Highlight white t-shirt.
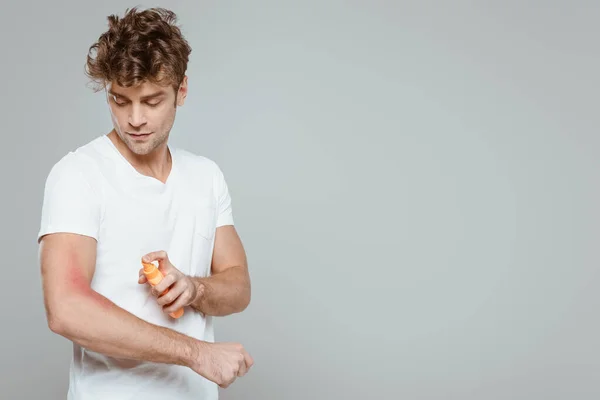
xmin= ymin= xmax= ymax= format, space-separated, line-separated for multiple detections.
xmin=38 ymin=134 xmax=234 ymax=400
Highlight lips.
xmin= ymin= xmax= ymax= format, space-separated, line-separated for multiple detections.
xmin=127 ymin=132 xmax=152 ymax=138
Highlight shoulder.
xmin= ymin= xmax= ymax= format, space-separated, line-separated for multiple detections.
xmin=44 ymin=136 xmax=105 ymax=192
xmin=174 ymin=147 xmax=225 ymax=179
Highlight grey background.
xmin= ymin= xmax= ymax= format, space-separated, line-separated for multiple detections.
xmin=1 ymin=0 xmax=599 ymax=399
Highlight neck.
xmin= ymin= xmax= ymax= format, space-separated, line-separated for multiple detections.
xmin=107 ymin=129 xmax=172 ymax=183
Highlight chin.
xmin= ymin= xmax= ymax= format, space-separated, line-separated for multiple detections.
xmin=131 ymin=144 xmax=156 ymax=156
xmin=122 ymin=139 xmax=154 ymax=156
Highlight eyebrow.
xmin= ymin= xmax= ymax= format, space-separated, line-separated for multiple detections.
xmin=108 ymin=90 xmax=167 ymax=100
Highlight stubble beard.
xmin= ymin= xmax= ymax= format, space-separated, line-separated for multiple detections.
xmin=118 ymin=129 xmax=169 ymax=156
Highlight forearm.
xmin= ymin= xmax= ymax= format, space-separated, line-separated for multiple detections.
xmin=47 ymin=288 xmax=204 ymax=366
xmin=190 ymin=266 xmax=251 ymax=316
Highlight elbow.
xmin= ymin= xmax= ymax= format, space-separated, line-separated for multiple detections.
xmin=45 ymin=297 xmax=77 ymax=337
xmin=227 ymin=286 xmax=251 ymax=315
xmin=46 ymin=308 xmax=69 ymax=336
xmin=239 ymin=287 xmax=251 ymax=312
xmin=48 ymin=317 xmax=65 ymax=336
xmin=240 ymin=270 xmax=251 ymax=311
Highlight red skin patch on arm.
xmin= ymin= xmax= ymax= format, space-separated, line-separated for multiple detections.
xmin=66 ymin=256 xmax=113 ymax=310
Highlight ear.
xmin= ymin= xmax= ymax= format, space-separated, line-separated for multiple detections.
xmin=176 ymin=76 xmax=188 ymax=106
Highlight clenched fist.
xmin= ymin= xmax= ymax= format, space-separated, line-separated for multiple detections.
xmin=191 ymin=341 xmax=254 ymax=388
xmin=139 ymin=250 xmax=202 ymax=316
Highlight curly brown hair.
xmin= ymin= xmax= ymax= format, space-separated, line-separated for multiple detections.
xmin=85 ymin=7 xmax=192 ymax=92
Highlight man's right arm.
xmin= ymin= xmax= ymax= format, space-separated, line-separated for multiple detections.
xmin=40 ymin=232 xmax=252 ymax=388
xmin=40 ymin=231 xmax=202 ymax=364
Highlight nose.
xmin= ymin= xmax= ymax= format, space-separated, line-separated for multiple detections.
xmin=128 ymin=104 xmax=147 ymax=128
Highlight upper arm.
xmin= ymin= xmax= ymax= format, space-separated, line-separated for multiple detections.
xmin=39 ymin=233 xmax=97 ymax=320
xmin=37 ymin=154 xmax=102 ymax=325
xmin=210 ymin=162 xmax=247 ymax=276
xmin=211 ymin=225 xmax=248 ymax=275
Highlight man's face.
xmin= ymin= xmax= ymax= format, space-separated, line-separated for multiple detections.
xmin=106 ymin=77 xmax=187 ymax=156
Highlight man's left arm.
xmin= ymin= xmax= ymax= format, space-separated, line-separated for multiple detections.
xmin=140 ymin=226 xmax=250 ymax=317
xmin=142 ymin=164 xmax=250 ymax=317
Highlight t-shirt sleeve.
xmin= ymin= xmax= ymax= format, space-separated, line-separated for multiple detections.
xmin=37 ymin=154 xmax=102 ymax=243
xmin=214 ymin=163 xmax=234 ymax=227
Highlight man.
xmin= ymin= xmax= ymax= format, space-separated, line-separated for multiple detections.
xmin=37 ymin=7 xmax=253 ymax=399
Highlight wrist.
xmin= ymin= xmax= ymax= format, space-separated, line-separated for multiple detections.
xmin=191 ymin=278 xmax=206 ymax=309
xmin=180 ymin=337 xmax=209 ymax=369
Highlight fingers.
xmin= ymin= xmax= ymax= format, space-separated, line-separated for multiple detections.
xmin=163 ymin=300 xmax=185 ymax=316
xmin=157 ymin=279 xmax=183 ymax=306
xmin=138 ymin=268 xmax=148 ymax=284
xmin=162 ymin=283 xmax=191 ymax=314
xmin=237 ymin=357 xmax=247 ymax=377
xmin=222 ymin=370 xmax=239 ymax=388
xmin=237 ymin=348 xmax=253 ymax=377
xmin=205 ymin=343 xmax=253 ymax=389
xmin=142 ymin=250 xmax=169 ymax=264
xmin=142 ymin=251 xmax=172 ymax=277
xmin=142 ymin=250 xmax=184 ymax=279
xmin=233 ymin=345 xmax=252 ymax=379
xmin=243 ymin=349 xmax=254 ymax=371
xmin=139 ymin=252 xmax=189 ymax=317
xmin=153 ymin=273 xmax=177 ymax=296
xmin=219 ymin=380 xmax=234 ymax=389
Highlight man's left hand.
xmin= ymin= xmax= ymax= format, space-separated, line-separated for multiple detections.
xmin=139 ymin=251 xmax=202 ymax=315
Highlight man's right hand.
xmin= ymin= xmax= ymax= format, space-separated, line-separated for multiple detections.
xmin=190 ymin=342 xmax=254 ymax=388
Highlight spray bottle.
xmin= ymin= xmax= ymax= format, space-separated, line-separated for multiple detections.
xmin=142 ymin=261 xmax=184 ymax=319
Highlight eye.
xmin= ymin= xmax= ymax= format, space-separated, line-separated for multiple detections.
xmin=112 ymin=95 xmax=128 ymax=106
xmin=146 ymin=100 xmax=162 ymax=107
